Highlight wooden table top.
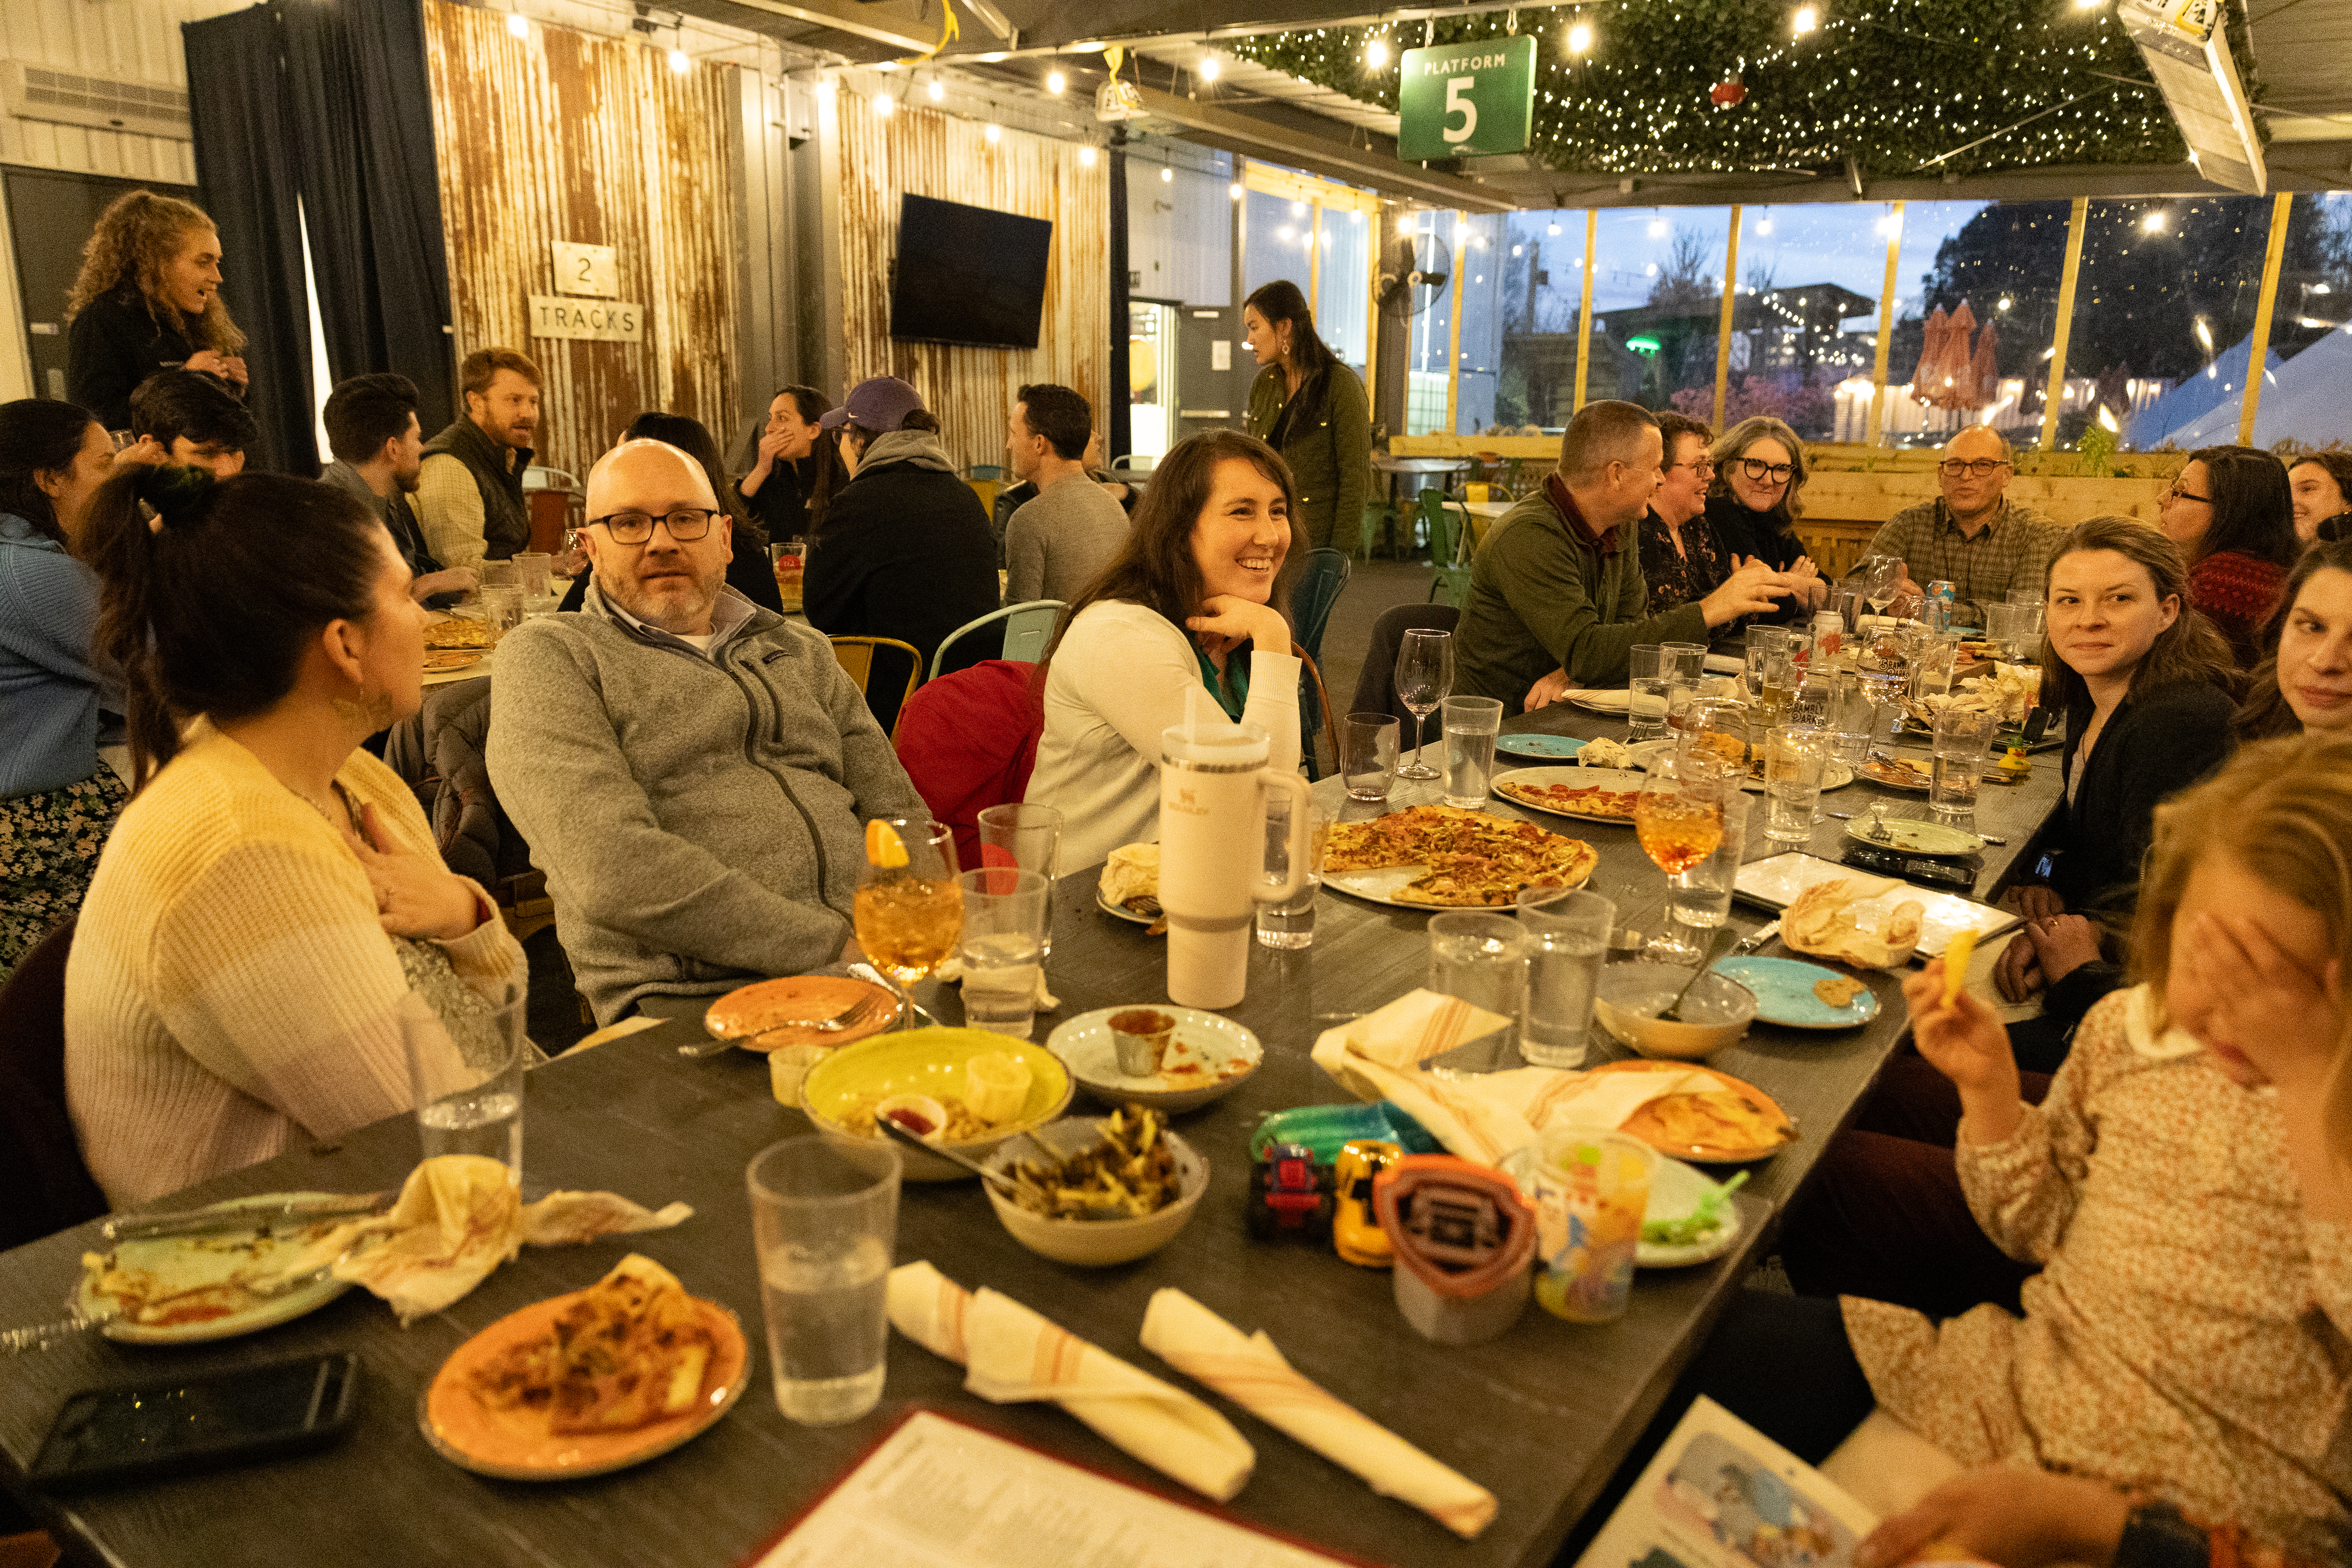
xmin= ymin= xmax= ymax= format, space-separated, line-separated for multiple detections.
xmin=0 ymin=709 xmax=2060 ymax=1568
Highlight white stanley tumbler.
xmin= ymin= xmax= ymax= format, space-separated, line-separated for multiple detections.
xmin=1158 ymin=718 xmax=1312 ymax=1009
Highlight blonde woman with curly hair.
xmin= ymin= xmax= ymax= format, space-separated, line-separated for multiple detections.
xmin=65 ymin=191 xmax=248 ymax=432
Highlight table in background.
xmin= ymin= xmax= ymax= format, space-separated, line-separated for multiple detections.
xmin=0 ymin=711 xmax=2058 ymax=1568
xmin=1369 ymin=454 xmax=1473 ymax=557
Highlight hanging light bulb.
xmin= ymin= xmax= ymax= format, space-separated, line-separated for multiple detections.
xmin=2194 ymin=317 xmax=2214 ymax=351
xmin=1045 ymin=69 xmax=1066 ymax=94
xmin=1755 ymin=216 xmax=1773 ymax=234
xmin=1229 ymin=181 xmax=1244 ymax=199
xmin=1647 ymin=216 xmax=1666 ymax=238
xmin=1566 ymin=20 xmax=1593 ymax=54
xmin=1792 ymin=5 xmax=1819 ymax=36
xmin=1365 ymin=38 xmax=1390 ymax=70
xmin=1078 ymin=145 xmax=1096 ymax=166
xmin=506 ymin=10 xmax=530 ymax=36
xmin=2141 ymin=209 xmax=2169 ymax=233
xmin=874 ymin=92 xmax=895 ymax=116
xmin=1291 ymin=200 xmax=1306 ymax=217
xmin=1547 ymin=221 xmax=1561 ymax=236
xmin=668 ymin=47 xmax=690 ymax=73
xmin=928 ymin=77 xmax=944 ymax=101
xmin=1199 ymin=54 xmax=1220 ymax=81
xmin=984 ymin=121 xmax=1001 ymax=142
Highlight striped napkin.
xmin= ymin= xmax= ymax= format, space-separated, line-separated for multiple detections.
xmin=887 ymin=1263 xmax=1255 ymax=1501
xmin=1139 ymin=1287 xmax=1498 ymax=1539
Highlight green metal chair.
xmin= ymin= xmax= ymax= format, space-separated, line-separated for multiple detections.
xmin=1417 ymin=489 xmax=1476 ymax=608
xmin=1354 ymin=499 xmax=1394 ymax=562
xmin=929 ymin=599 xmax=1066 ymax=680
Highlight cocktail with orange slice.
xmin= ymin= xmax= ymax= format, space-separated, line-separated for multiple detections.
xmin=853 ymin=818 xmax=962 ymax=1030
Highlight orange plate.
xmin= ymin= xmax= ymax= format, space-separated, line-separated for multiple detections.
xmin=420 ymin=1294 xmax=749 ymax=1480
xmin=1587 ymin=1060 xmax=1796 ymax=1164
xmin=704 ymin=975 xmax=899 ymax=1052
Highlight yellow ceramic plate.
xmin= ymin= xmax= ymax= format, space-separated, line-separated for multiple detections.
xmin=800 ymin=1027 xmax=1073 ymax=1181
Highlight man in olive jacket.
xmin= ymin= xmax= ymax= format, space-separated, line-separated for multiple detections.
xmin=1455 ymin=401 xmax=1791 ymax=708
xmin=487 ymin=439 xmax=924 ymax=1024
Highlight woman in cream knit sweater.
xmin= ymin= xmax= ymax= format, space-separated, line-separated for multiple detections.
xmin=1025 ymin=430 xmax=1304 ymax=873
xmin=65 ymin=466 xmax=524 ymax=1207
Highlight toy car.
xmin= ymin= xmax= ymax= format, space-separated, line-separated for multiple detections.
xmin=1332 ymin=1140 xmax=1401 ymax=1267
xmin=1246 ymin=1142 xmax=1333 ymax=1240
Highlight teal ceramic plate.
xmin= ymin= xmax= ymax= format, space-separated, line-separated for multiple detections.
xmin=1714 ymin=956 xmax=1882 ymax=1030
xmin=1495 ymin=733 xmax=1588 ymax=759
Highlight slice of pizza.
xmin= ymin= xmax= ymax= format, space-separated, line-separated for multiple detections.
xmin=469 ymin=1254 xmax=717 ymax=1434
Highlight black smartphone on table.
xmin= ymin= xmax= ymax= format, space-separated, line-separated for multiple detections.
xmin=29 ymin=1351 xmax=361 ymax=1491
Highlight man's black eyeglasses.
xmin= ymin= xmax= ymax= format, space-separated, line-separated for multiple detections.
xmin=587 ymin=508 xmax=722 ymax=543
xmin=1937 ymin=459 xmax=2013 ymax=479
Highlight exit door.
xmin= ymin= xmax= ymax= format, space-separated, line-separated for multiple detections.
xmin=5 ymin=168 xmax=198 ymax=402
xmin=1175 ymin=305 xmax=1251 ymax=441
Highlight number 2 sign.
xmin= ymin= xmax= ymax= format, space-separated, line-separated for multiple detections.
xmin=551 ymin=241 xmax=619 ymax=299
xmin=1397 ymin=36 xmax=1535 ymax=163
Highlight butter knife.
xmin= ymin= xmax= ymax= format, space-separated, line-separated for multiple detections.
xmin=103 ymin=1193 xmax=392 ymax=1245
xmin=1729 ymin=920 xmax=1781 ymax=957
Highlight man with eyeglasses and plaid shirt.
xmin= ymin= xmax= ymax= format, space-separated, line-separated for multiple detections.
xmin=1869 ymin=427 xmax=2064 ymax=627
xmin=487 ymin=438 xmax=925 ymax=1025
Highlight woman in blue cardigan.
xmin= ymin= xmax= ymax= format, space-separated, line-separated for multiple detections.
xmin=1 ymin=399 xmax=130 ymax=973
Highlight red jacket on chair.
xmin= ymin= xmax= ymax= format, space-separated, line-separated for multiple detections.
xmin=891 ymin=660 xmax=1044 ymax=870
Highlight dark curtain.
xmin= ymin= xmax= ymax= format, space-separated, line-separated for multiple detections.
xmin=282 ymin=0 xmax=456 ymax=429
xmin=183 ymin=7 xmax=318 ymax=476
xmin=1106 ymin=134 xmax=1131 ymax=462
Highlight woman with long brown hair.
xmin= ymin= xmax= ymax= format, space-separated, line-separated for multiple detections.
xmin=2004 ymin=517 xmax=2239 ymax=926
xmin=64 ymin=191 xmax=248 ymax=434
xmin=1242 ymin=280 xmax=1370 ymax=552
xmin=64 ymin=465 xmax=521 ymax=1206
xmin=1026 ymin=429 xmax=1306 ymax=870
xmin=1702 ymin=414 xmax=1828 ymax=614
xmin=2157 ymin=444 xmax=2298 ymax=666
xmin=2234 ymin=537 xmax=2352 ymax=743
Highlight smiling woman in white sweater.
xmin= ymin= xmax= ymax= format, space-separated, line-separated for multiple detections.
xmin=1026 ymin=430 xmax=1306 ymax=872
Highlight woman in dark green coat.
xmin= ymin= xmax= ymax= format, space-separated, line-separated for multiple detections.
xmin=1242 ymin=281 xmax=1371 ymax=552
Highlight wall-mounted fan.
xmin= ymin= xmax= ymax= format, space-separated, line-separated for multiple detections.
xmin=1376 ymin=231 xmax=1449 ymax=319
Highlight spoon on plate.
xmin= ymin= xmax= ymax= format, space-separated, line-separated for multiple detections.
xmin=1659 ymin=926 xmax=1737 ymax=1023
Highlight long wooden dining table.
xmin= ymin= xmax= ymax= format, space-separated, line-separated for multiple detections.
xmin=0 ymin=703 xmax=2063 ymax=1568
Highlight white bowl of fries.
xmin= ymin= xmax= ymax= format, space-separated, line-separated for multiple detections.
xmin=981 ymin=1110 xmax=1208 ymax=1267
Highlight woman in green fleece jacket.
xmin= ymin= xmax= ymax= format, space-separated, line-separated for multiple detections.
xmin=1243 ymin=281 xmax=1370 ymax=552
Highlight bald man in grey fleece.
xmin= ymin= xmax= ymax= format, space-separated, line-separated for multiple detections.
xmin=486 ymin=439 xmax=924 ymax=1023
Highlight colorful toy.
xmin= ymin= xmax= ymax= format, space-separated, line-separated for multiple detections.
xmin=1331 ymin=1140 xmax=1401 ymax=1268
xmin=1246 ymin=1142 xmax=1333 ymax=1241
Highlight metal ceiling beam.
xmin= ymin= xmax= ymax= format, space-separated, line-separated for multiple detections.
xmin=937 ymin=0 xmax=1554 ymax=61
xmin=1131 ymin=80 xmax=1515 ymax=210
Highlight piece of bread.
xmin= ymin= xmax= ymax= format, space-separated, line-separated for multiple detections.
xmin=1099 ymin=843 xmax=1160 ymax=909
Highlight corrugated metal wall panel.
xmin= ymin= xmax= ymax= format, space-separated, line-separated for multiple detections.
xmin=425 ymin=0 xmax=739 ymax=483
xmin=836 ymin=92 xmax=1108 ymax=472
xmin=0 ymin=0 xmax=238 ymax=180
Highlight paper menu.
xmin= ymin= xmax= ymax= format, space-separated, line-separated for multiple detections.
xmin=751 ymin=1411 xmax=1362 ymax=1568
xmin=1574 ymin=1397 xmax=1878 ymax=1568
xmin=1733 ymin=852 xmax=2020 ymax=959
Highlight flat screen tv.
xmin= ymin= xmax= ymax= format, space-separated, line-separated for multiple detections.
xmin=889 ymin=193 xmax=1053 ymax=349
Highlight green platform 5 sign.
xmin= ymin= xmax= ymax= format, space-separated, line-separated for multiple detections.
xmin=1397 ymin=36 xmax=1536 ymax=162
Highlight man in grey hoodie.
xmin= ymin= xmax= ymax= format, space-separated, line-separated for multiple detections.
xmin=486 ymin=438 xmax=926 ymax=1024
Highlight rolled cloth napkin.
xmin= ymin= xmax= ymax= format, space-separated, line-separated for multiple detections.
xmin=1311 ymin=989 xmax=1721 ymax=1164
xmin=1139 ymin=1287 xmax=1497 ymax=1539
xmin=276 ymin=1156 xmax=693 ymax=1324
xmin=887 ymin=1262 xmax=1255 ymax=1501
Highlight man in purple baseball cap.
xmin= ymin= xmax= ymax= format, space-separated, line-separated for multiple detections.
xmin=816 ymin=375 xmax=926 ymax=438
xmin=803 ymin=376 xmax=1001 ymax=724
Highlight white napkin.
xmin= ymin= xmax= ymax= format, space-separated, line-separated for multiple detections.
xmin=1140 ymin=1288 xmax=1497 ymax=1539
xmin=1310 ymin=991 xmax=1721 ymax=1165
xmin=928 ymin=954 xmax=1060 ymax=1011
xmin=888 ymin=1263 xmax=1255 ymax=1501
xmin=303 ymin=1156 xmax=692 ymax=1325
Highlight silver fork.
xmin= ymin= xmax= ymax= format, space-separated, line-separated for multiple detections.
xmin=2 ymin=1262 xmax=340 ymax=1355
xmin=680 ymin=994 xmax=887 ymax=1058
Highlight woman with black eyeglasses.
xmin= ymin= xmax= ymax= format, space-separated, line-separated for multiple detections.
xmin=2157 ymin=444 xmax=2298 ymax=668
xmin=1702 ymin=416 xmax=1829 ymax=619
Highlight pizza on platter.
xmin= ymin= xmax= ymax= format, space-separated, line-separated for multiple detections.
xmin=1320 ymin=804 xmax=1597 ymax=906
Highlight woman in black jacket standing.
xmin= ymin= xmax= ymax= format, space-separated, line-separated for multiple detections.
xmin=803 ymin=378 xmax=998 ymax=726
xmin=65 ymin=192 xmax=248 ymax=434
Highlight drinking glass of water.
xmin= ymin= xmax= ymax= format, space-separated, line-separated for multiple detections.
xmin=1628 ymin=643 xmax=1669 ymax=741
xmin=402 ymin=980 xmax=527 ymax=1183
xmin=1440 ymin=695 xmax=1504 ymax=808
xmin=976 ymin=803 xmax=1061 ymax=958
xmin=1515 ymin=887 xmax=1615 ymax=1069
xmin=955 ymin=866 xmax=1050 ymax=1038
xmin=1394 ymin=628 xmax=1454 ymax=780
xmin=1931 ymin=708 xmax=1999 ymax=822
xmin=1256 ymin=797 xmax=1328 ymax=949
xmin=746 ymin=1137 xmax=900 ymax=1426
xmin=1428 ymin=913 xmax=1534 ymax=1062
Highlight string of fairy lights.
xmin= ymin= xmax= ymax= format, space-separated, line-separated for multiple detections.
xmin=1220 ymin=0 xmax=2192 ymax=178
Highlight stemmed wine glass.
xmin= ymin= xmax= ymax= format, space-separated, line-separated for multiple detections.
xmin=1861 ymin=554 xmax=1904 ymax=619
xmin=1633 ymin=753 xmax=1730 ymax=962
xmin=1394 ymin=628 xmax=1454 ymax=781
xmin=853 ymin=818 xmax=962 ymax=1030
